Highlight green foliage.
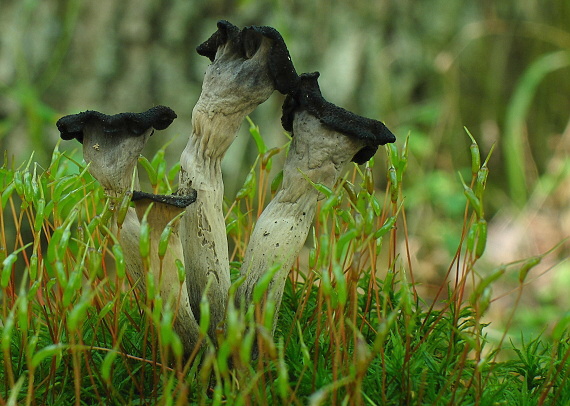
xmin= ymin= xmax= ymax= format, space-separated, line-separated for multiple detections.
xmin=0 ymin=130 xmax=569 ymax=405
xmin=503 ymin=51 xmax=570 ymax=207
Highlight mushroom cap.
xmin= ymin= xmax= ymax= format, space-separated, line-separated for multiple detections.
xmin=56 ymin=105 xmax=177 ymax=144
xmin=282 ymin=73 xmax=396 ymax=164
xmin=196 ymin=20 xmax=299 ymax=95
xmin=131 ymin=190 xmax=197 ymax=209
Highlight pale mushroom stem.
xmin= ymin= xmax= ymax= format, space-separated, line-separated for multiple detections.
xmin=178 ymin=20 xmax=296 ymax=339
xmin=237 ymin=111 xmax=367 ymax=329
xmin=178 ymin=112 xmax=237 ymax=340
xmin=131 ymin=192 xmax=200 ymax=355
xmin=178 ymin=101 xmax=269 ymax=340
xmin=81 ymin=125 xmax=150 ymax=196
xmin=81 ymin=125 xmax=150 ymax=286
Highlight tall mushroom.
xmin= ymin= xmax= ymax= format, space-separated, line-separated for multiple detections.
xmin=57 ymin=106 xmax=177 ymax=287
xmin=237 ymin=73 xmax=396 ymax=331
xmin=131 ymin=190 xmax=201 ymax=355
xmin=177 ymin=20 xmax=297 ymax=338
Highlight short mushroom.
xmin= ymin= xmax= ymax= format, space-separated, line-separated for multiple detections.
xmin=131 ymin=190 xmax=201 ymax=355
xmin=178 ymin=21 xmax=297 ymax=339
xmin=236 ymin=72 xmax=396 ymax=332
xmin=57 ymin=106 xmax=177 ymax=196
xmin=57 ymin=106 xmax=177 ymax=286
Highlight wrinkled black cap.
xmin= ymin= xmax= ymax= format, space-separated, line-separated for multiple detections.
xmin=282 ymin=73 xmax=396 ymax=164
xmin=131 ymin=190 xmax=197 ymax=209
xmin=196 ymin=20 xmax=299 ymax=95
xmin=57 ymin=105 xmax=177 ymax=144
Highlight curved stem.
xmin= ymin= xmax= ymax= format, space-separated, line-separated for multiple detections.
xmin=133 ymin=198 xmax=201 ymax=356
xmin=237 ymin=111 xmax=366 ymax=331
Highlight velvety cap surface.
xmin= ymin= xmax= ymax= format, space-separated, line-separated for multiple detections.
xmin=131 ymin=190 xmax=197 ymax=209
xmin=57 ymin=105 xmax=177 ymax=143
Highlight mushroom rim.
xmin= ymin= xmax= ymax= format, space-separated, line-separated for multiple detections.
xmin=56 ymin=105 xmax=177 ymax=144
xmin=131 ymin=190 xmax=197 ymax=209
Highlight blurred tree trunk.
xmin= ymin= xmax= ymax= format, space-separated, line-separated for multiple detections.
xmin=0 ymin=0 xmax=231 ymax=162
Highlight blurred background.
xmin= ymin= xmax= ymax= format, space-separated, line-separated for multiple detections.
xmin=1 ymin=0 xmax=569 ymax=338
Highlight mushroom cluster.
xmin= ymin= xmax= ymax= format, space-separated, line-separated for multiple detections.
xmin=56 ymin=20 xmax=395 ymax=359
